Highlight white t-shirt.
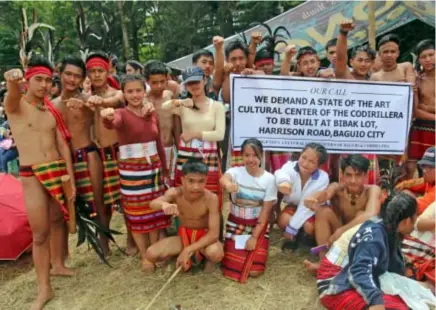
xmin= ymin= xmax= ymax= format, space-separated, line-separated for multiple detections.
xmin=225 ymin=166 xmax=277 ymax=219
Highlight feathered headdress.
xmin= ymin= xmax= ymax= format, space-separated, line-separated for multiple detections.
xmin=249 ymin=22 xmax=292 ymax=66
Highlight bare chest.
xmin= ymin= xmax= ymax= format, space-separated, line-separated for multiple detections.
xmin=419 ymin=78 xmax=435 ymax=105
xmin=175 ymin=196 xmax=208 ymax=219
xmin=335 ymin=191 xmax=368 ymax=221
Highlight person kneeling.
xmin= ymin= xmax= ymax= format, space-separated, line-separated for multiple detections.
xmin=143 ymin=159 xmax=223 ymax=273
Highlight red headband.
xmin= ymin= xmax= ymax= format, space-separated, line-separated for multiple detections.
xmin=24 ymin=66 xmax=53 ymax=81
xmin=255 ymin=58 xmax=274 ymax=67
xmin=86 ymin=57 xmax=110 ymax=71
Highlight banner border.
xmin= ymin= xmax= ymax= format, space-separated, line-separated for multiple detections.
xmin=230 ymin=74 xmax=413 ymax=154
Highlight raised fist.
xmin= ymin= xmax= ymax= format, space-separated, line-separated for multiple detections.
xmin=100 ymin=108 xmax=115 ymax=120
xmin=162 ymin=203 xmax=179 ymax=216
xmin=4 ymin=69 xmax=24 ymax=83
xmin=304 ymin=196 xmax=320 ymax=212
xmin=340 ymin=20 xmax=355 ymax=33
xmin=66 ymin=97 xmax=84 ymax=109
xmin=278 ymin=182 xmax=292 ymax=196
xmin=141 ymin=101 xmax=155 ymax=116
xmin=251 ymin=32 xmax=263 ymax=45
xmin=223 ymin=63 xmax=235 ymax=76
xmin=180 ymin=98 xmax=194 ymax=108
xmin=285 ymin=45 xmax=297 ymax=58
xmin=241 ymin=68 xmax=255 ymax=76
xmin=226 ymin=182 xmax=239 ymax=194
xmin=213 ymin=36 xmax=224 ymax=49
xmin=87 ymin=95 xmax=104 ymax=108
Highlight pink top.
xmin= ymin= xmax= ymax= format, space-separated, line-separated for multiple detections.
xmin=103 ymin=108 xmax=168 ymax=175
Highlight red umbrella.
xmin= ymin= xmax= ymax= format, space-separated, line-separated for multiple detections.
xmin=0 ymin=173 xmax=32 ymax=260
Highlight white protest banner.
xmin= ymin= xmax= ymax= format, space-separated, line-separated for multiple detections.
xmin=230 ymin=74 xmax=413 ymax=154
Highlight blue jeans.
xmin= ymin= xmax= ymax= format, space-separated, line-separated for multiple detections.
xmin=0 ymin=147 xmax=18 ymax=172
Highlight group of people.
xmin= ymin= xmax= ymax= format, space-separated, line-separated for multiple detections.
xmin=2 ymin=19 xmax=435 ymax=310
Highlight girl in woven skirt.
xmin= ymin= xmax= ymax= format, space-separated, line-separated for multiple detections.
xmin=318 ymin=192 xmax=417 ymax=310
xmin=220 ymin=138 xmax=277 ymax=283
xmin=101 ymin=74 xmax=170 ymax=270
xmin=162 ymin=66 xmax=225 ymax=209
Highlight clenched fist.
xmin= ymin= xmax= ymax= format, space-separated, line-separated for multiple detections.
xmin=278 ymin=182 xmax=292 ymax=196
xmin=340 ymin=20 xmax=355 ymax=34
xmin=285 ymin=45 xmax=297 ymax=59
xmin=86 ymin=95 xmax=104 ymax=108
xmin=141 ymin=101 xmax=155 ymax=116
xmin=4 ymin=69 xmax=24 ymax=84
xmin=226 ymin=182 xmax=239 ymax=194
xmin=223 ymin=63 xmax=235 ymax=76
xmin=162 ymin=203 xmax=179 ymax=216
xmin=304 ymin=196 xmax=320 ymax=212
xmin=180 ymin=98 xmax=194 ymax=108
xmin=100 ymin=108 xmax=115 ymax=121
xmin=213 ymin=36 xmax=224 ymax=49
xmin=251 ymin=32 xmax=263 ymax=45
xmin=66 ymin=97 xmax=84 ymax=109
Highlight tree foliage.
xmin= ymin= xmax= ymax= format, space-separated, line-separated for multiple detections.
xmin=0 ymin=1 xmax=300 ymax=71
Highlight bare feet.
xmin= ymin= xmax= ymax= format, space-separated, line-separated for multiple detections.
xmin=126 ymin=245 xmax=138 ymax=256
xmin=203 ymin=260 xmax=215 ymax=274
xmin=51 ymin=265 xmax=76 ymax=277
xmin=141 ymin=258 xmax=155 ymax=274
xmin=30 ymin=288 xmax=54 ymax=310
xmin=303 ymin=259 xmax=320 ymax=275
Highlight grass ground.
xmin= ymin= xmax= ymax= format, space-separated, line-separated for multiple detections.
xmin=0 ymin=204 xmax=324 ymax=310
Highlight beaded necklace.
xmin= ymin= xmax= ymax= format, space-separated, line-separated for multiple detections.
xmin=23 ymin=95 xmax=46 ymax=111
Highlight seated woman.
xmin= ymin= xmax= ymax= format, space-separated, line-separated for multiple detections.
xmin=318 ymin=192 xmax=417 ymax=310
xmin=275 ymin=143 xmax=329 ymax=242
xmin=220 ymin=138 xmax=277 ymax=283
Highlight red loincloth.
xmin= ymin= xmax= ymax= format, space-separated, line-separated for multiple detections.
xmin=178 ymin=226 xmax=208 ymax=271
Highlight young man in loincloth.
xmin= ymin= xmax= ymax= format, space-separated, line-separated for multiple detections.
xmin=145 ymin=61 xmax=178 ymax=186
xmin=85 ymin=51 xmax=123 ymax=256
xmin=143 ymin=160 xmax=223 ymax=273
xmin=53 ymin=56 xmax=104 ymax=220
xmin=304 ymin=154 xmax=382 ymax=273
xmin=408 ymin=40 xmax=435 ymax=177
xmin=52 ymin=56 xmax=105 ymax=260
xmin=4 ymin=56 xmax=76 ymax=310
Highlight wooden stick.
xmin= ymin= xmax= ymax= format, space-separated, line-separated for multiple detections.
xmin=61 ymin=175 xmax=76 ymax=234
xmin=142 ymin=266 xmax=183 ymax=310
xmin=256 ymin=292 xmax=268 ymax=310
xmin=368 ymin=1 xmax=376 ymax=49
